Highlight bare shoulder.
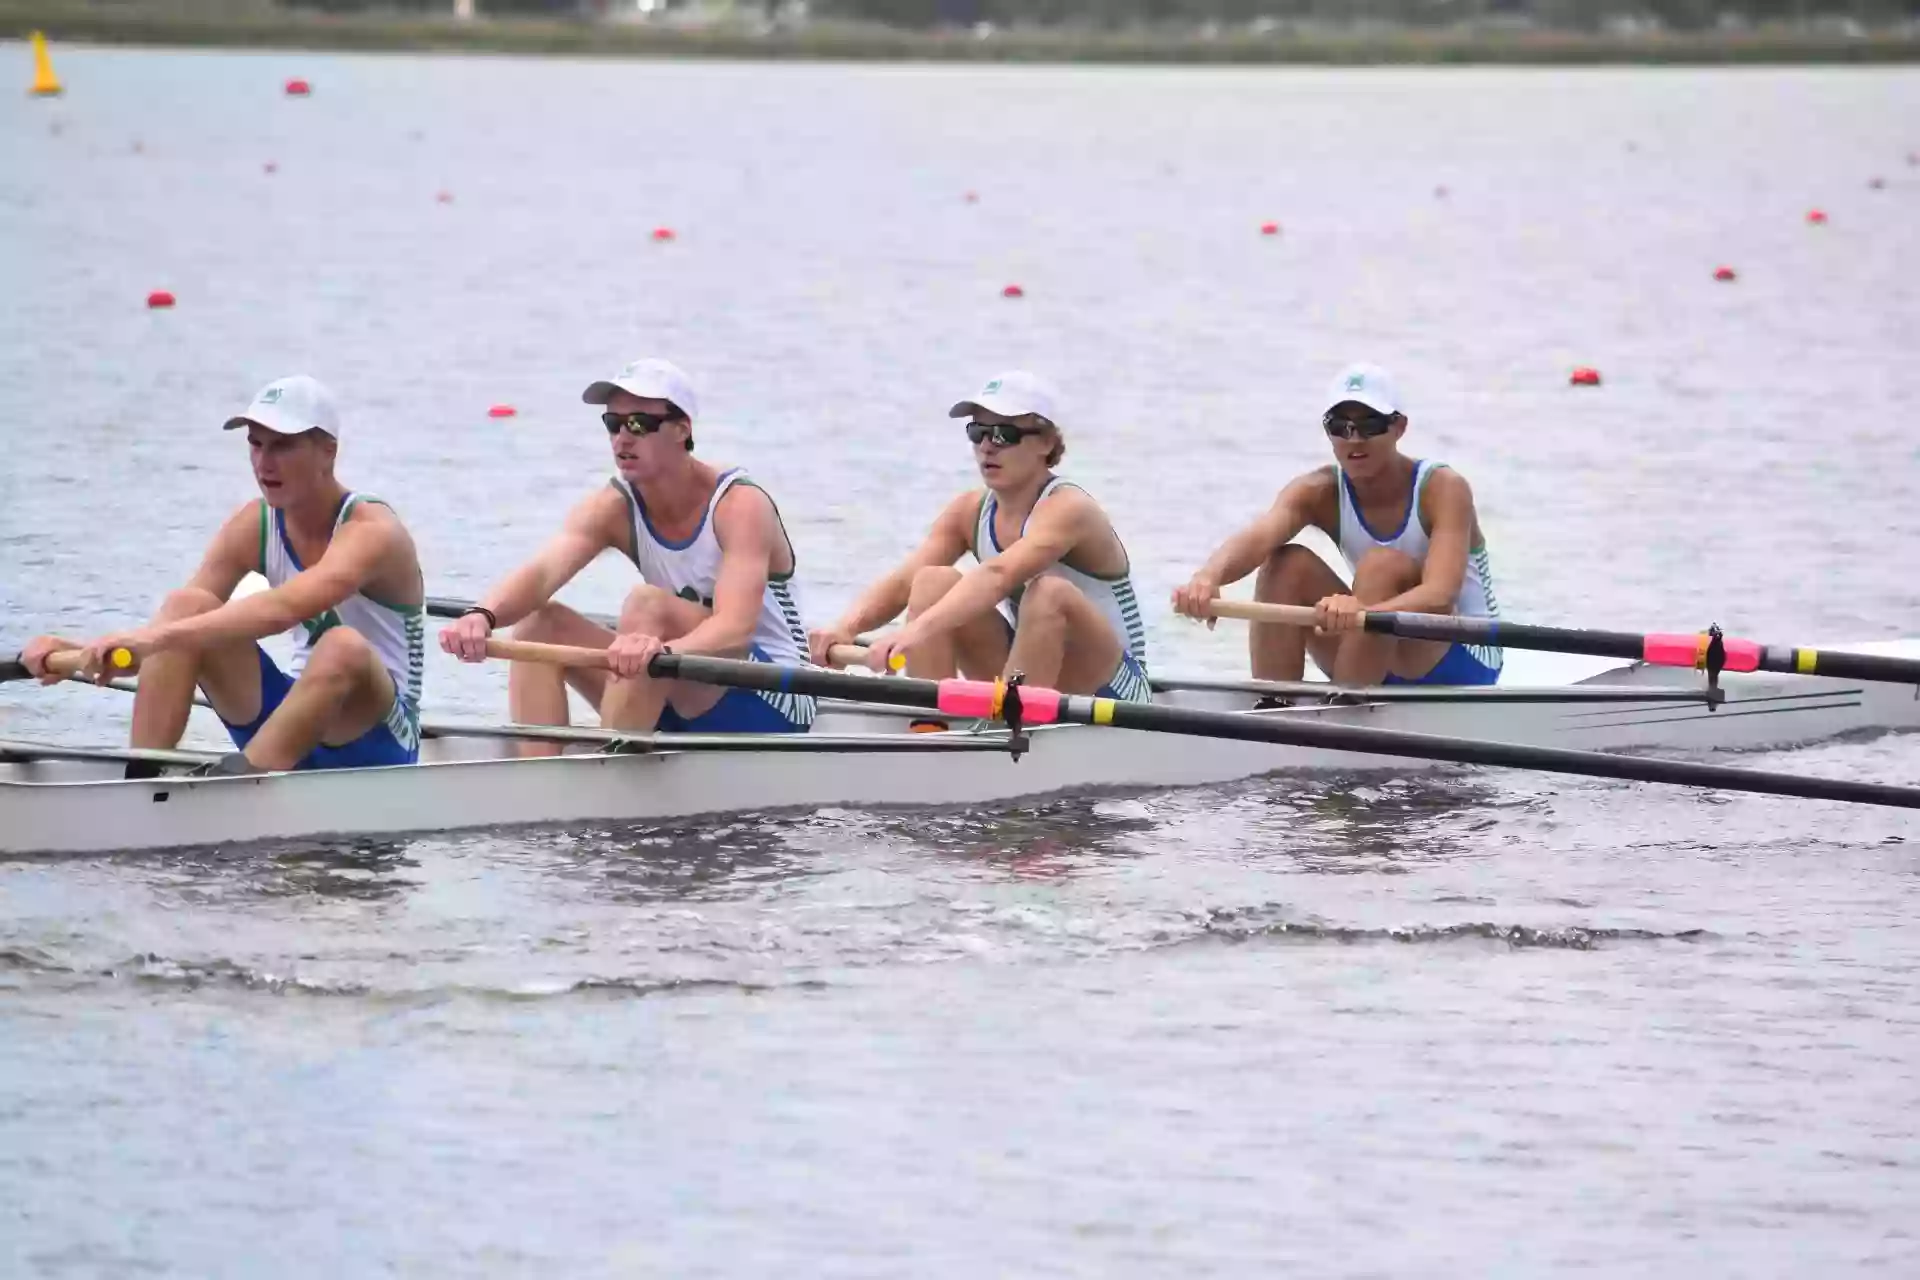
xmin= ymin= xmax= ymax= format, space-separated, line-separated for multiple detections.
xmin=712 ymin=478 xmax=779 ymax=536
xmin=569 ymin=482 xmax=633 ymax=539
xmin=1281 ymin=465 xmax=1341 ymax=529
xmin=1422 ymin=464 xmax=1477 ymax=510
xmin=205 ymin=498 xmax=268 ymax=564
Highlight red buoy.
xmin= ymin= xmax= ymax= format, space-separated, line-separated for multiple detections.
xmin=1259 ymin=221 xmax=1279 ymax=236
xmin=146 ymin=290 xmax=175 ymax=309
xmin=1434 ymin=184 xmax=1449 ymax=199
xmin=284 ymin=78 xmax=311 ymax=97
xmin=1714 ymin=266 xmax=1737 ymax=282
xmin=1868 ymin=177 xmax=1885 ymax=190
xmin=963 ymin=191 xmax=979 ymax=204
xmin=1806 ymin=209 xmax=1828 ymax=225
xmin=651 ymin=227 xmax=675 ymax=242
xmin=487 ymin=405 xmax=517 ymax=419
xmin=436 ymin=191 xmax=454 ymax=204
xmin=1001 ymin=284 xmax=1024 ymax=299
xmin=1569 ymin=367 xmax=1601 ymax=387
xmin=263 ymin=161 xmax=278 ymax=174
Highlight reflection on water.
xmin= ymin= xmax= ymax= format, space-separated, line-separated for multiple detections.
xmin=879 ymin=792 xmax=1164 ymax=880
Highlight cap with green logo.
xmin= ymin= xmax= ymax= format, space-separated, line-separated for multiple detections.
xmin=948 ymin=369 xmax=1061 ymax=426
xmin=222 ymin=374 xmax=342 ymax=438
xmin=1323 ymin=362 xmax=1401 ymax=416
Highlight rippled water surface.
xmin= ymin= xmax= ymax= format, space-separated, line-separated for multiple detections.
xmin=3 ymin=47 xmax=1920 ymax=1276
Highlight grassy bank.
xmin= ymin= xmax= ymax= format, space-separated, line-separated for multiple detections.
xmin=8 ymin=1 xmax=1920 ymax=65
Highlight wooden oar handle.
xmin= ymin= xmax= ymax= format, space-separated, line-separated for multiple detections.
xmin=484 ymin=637 xmax=613 ymax=668
xmin=35 ymin=647 xmax=135 ymax=678
xmin=1205 ymin=599 xmax=1328 ymax=627
xmin=826 ymin=643 xmax=869 ymax=667
xmin=483 ymin=636 xmax=879 ymax=672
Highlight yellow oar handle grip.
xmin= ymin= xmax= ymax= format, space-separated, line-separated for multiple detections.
xmin=110 ymin=647 xmax=134 ymax=669
xmin=888 ymin=653 xmax=906 ymax=673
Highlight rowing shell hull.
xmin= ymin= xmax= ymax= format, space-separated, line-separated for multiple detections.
xmin=4 ymin=650 xmax=1917 ymax=856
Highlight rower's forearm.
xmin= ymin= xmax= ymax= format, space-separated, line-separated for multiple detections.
xmin=1201 ymin=529 xmax=1272 ymax=587
xmin=668 ymin=616 xmax=753 ymax=658
xmin=837 ymin=571 xmax=913 ymax=635
xmin=162 ymin=591 xmax=305 ymax=650
xmin=478 ymin=561 xmax=562 ymax=630
xmin=1373 ymin=582 xmax=1459 ymax=615
xmin=906 ymin=565 xmax=1007 ymax=643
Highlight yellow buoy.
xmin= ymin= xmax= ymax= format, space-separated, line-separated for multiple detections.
xmin=29 ymin=30 xmax=63 ymax=98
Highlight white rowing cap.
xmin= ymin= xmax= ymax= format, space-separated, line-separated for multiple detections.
xmin=581 ymin=356 xmax=700 ymax=421
xmin=223 ymin=375 xmax=342 ymax=439
xmin=1325 ymin=362 xmax=1402 ymax=416
xmin=949 ymin=370 xmax=1062 ymax=426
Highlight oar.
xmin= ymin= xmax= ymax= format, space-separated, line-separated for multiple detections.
xmin=428 ymin=595 xmax=882 ymax=668
xmin=1206 ymin=600 xmax=1920 ymax=687
xmin=479 ymin=634 xmax=874 ymax=671
xmin=466 ymin=642 xmax=1920 ymax=810
xmin=0 ymin=646 xmax=134 ymax=685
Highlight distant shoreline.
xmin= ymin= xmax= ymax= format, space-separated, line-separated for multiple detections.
xmin=8 ymin=3 xmax=1920 ymax=66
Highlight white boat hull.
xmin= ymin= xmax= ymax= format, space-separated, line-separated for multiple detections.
xmin=4 ymin=648 xmax=1917 ymax=856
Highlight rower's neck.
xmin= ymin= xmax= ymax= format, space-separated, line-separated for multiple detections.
xmin=634 ymin=457 xmax=720 ymax=528
xmin=1344 ymin=455 xmax=1417 ymax=504
xmin=280 ymin=479 xmax=351 ymax=542
xmin=990 ymin=469 xmax=1054 ymax=522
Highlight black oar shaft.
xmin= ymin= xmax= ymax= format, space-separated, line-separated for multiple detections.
xmin=1366 ymin=614 xmax=1645 ymax=661
xmin=648 ymin=654 xmax=1920 ymax=812
xmin=1365 ymin=612 xmax=1920 ymax=686
xmin=1096 ymin=699 xmax=1920 ymax=810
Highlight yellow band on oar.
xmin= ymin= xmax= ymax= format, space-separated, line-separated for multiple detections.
xmin=888 ymin=653 xmax=905 ymax=673
xmin=1795 ymin=649 xmax=1818 ymax=674
xmin=1694 ymin=632 xmax=1712 ymax=669
xmin=1091 ymin=698 xmax=1116 ymax=725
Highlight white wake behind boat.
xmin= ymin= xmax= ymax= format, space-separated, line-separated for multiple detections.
xmin=5 ymin=641 xmax=1918 ymax=856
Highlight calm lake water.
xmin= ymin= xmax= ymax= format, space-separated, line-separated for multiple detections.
xmin=3 ymin=44 xmax=1919 ymax=1276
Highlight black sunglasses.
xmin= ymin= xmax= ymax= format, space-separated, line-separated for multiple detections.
xmin=603 ymin=410 xmax=679 ymax=437
xmin=1323 ymin=410 xmax=1396 ymax=440
xmin=965 ymin=421 xmax=1046 ymax=447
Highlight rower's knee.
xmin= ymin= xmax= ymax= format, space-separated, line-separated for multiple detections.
xmin=154 ymin=586 xmax=222 ymax=622
xmin=1017 ymin=573 xmax=1077 ymax=618
xmin=1350 ymin=548 xmax=1421 ymax=600
xmin=617 ymin=583 xmax=681 ymax=632
xmin=1255 ymin=544 xmax=1327 ymax=603
xmin=907 ymin=565 xmax=962 ymax=612
xmin=300 ymin=626 xmax=375 ymax=686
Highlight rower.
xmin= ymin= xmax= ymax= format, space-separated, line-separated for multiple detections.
xmin=806 ymin=370 xmax=1150 ymax=719
xmin=438 ymin=356 xmax=814 ymax=749
xmin=1171 ymin=362 xmax=1503 ymax=691
xmin=19 ymin=375 xmax=427 ymax=776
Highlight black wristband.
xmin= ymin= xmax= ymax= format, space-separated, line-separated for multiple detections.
xmin=461 ymin=606 xmax=498 ymax=632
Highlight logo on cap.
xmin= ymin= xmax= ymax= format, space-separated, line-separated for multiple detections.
xmin=984 ymin=379 xmax=1002 ymax=393
xmin=261 ymin=387 xmax=283 ymax=404
xmin=1345 ymin=373 xmax=1365 ymax=391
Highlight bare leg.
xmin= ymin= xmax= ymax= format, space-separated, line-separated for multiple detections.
xmin=1329 ymin=548 xmax=1453 ymax=686
xmin=1249 ymin=545 xmax=1345 ymax=682
xmin=597 ymin=585 xmax=734 ymax=734
xmin=1004 ymin=574 xmax=1125 ymax=694
xmin=507 ymin=603 xmax=616 ymax=757
xmin=129 ymin=588 xmax=266 ymax=750
xmin=243 ymin=627 xmax=396 ymax=771
xmin=902 ymin=566 xmax=1012 ymax=681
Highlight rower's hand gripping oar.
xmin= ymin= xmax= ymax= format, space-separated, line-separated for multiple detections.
xmin=0 ymin=645 xmax=135 ymax=685
xmin=1204 ymin=599 xmax=1920 ymax=690
xmin=473 ymin=640 xmax=1920 ymax=810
